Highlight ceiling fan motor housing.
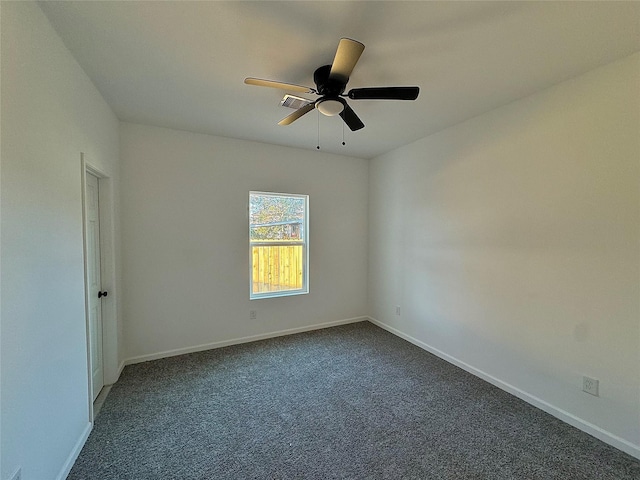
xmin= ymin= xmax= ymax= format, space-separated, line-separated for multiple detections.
xmin=314 ymin=65 xmax=346 ymax=97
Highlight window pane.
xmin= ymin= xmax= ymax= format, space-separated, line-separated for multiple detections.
xmin=251 ymin=245 xmax=304 ymax=295
xmin=250 ymin=194 xmax=305 ymax=241
xmin=250 ymin=192 xmax=308 ymax=299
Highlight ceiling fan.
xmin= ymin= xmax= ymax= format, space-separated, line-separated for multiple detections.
xmin=245 ymin=38 xmax=419 ymax=131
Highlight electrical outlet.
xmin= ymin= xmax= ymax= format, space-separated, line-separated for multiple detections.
xmin=395 ymin=305 xmax=401 ymax=316
xmin=9 ymin=467 xmax=22 ymax=480
xmin=582 ymin=376 xmax=599 ymax=396
xmin=249 ymin=310 xmax=257 ymax=320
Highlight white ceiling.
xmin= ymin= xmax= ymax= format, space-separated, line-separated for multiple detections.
xmin=39 ymin=1 xmax=640 ymax=159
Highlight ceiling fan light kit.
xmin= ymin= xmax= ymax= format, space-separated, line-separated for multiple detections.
xmin=245 ymin=37 xmax=420 ymax=132
xmin=316 ymin=98 xmax=344 ymax=116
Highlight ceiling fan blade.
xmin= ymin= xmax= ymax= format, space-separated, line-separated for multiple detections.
xmin=278 ymin=103 xmax=316 ymax=126
xmin=329 ymin=38 xmax=365 ymax=83
xmin=347 ymin=87 xmax=420 ymax=100
xmin=339 ymin=103 xmax=365 ymax=131
xmin=245 ymin=77 xmax=314 ymax=94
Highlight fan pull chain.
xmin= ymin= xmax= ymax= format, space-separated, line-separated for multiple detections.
xmin=342 ymin=121 xmax=346 ymax=146
xmin=316 ymin=110 xmax=320 ymax=150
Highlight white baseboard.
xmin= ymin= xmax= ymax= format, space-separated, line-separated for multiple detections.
xmin=125 ymin=316 xmax=368 ymax=366
xmin=367 ymin=316 xmax=640 ymax=460
xmin=56 ymin=422 xmax=92 ymax=480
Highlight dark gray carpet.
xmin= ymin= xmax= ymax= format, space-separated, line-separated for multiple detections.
xmin=69 ymin=322 xmax=640 ymax=479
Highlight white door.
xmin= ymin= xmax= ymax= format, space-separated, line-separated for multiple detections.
xmin=86 ymin=172 xmax=104 ymax=401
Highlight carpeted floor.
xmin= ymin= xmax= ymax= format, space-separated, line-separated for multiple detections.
xmin=69 ymin=321 xmax=640 ymax=479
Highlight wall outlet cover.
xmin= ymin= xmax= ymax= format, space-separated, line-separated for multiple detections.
xmin=582 ymin=376 xmax=599 ymax=396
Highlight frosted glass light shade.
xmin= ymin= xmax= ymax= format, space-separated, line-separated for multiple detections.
xmin=316 ymin=99 xmax=344 ymax=116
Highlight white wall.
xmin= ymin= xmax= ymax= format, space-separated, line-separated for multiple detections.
xmin=368 ymin=53 xmax=640 ymax=457
xmin=1 ymin=3 xmax=121 ymax=479
xmin=120 ymin=123 xmax=368 ymax=361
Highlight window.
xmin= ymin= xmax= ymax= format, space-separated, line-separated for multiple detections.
xmin=249 ymin=191 xmax=308 ymax=299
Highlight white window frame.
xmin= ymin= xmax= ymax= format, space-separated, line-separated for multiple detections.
xmin=249 ymin=191 xmax=309 ymax=300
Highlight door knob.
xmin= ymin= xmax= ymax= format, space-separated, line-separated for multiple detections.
xmin=98 ymin=291 xmax=108 ymax=298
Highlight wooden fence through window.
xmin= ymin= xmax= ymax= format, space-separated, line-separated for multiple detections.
xmin=251 ymin=245 xmax=303 ymax=293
